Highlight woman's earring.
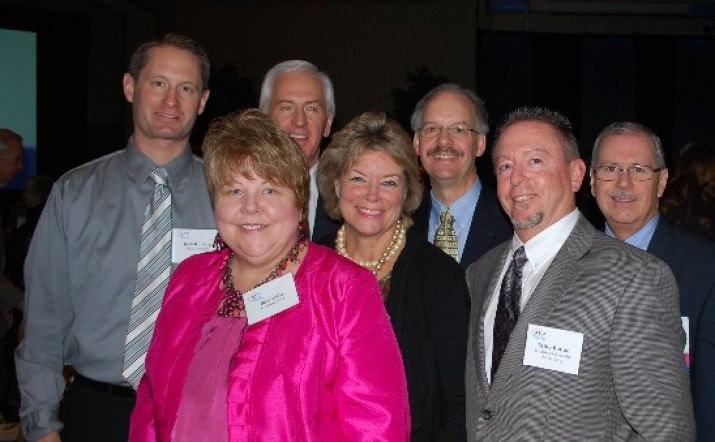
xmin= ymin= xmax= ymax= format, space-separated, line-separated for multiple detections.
xmin=298 ymin=221 xmax=308 ymax=240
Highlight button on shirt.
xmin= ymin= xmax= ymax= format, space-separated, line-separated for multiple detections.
xmin=16 ymin=139 xmax=216 ymax=440
xmin=483 ymin=209 xmax=579 ymax=383
xmin=428 ymin=178 xmax=482 ymax=262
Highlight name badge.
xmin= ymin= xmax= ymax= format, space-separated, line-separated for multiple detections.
xmin=244 ymin=273 xmax=300 ymax=325
xmin=682 ymin=316 xmax=690 ymax=370
xmin=171 ymin=228 xmax=218 ymax=264
xmin=523 ymin=324 xmax=583 ymax=375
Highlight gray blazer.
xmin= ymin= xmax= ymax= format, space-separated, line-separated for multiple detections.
xmin=465 ymin=215 xmax=695 ymax=441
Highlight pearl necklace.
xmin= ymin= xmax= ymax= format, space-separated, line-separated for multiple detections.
xmin=335 ymin=217 xmax=406 ymax=275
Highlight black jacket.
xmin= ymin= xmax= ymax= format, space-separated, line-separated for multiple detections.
xmin=320 ymin=227 xmax=469 ymax=441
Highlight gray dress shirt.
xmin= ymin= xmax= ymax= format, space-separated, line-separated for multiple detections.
xmin=15 ymin=139 xmax=215 ymax=440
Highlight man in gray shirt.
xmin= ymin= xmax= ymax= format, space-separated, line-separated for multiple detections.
xmin=590 ymin=121 xmax=715 ymax=441
xmin=16 ymin=34 xmax=215 ymax=442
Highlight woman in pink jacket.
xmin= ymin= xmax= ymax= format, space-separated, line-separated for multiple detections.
xmin=129 ymin=109 xmax=410 ymax=441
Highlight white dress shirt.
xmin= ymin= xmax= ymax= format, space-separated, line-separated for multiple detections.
xmin=483 ymin=209 xmax=579 ymax=383
xmin=308 ymin=163 xmax=319 ymax=236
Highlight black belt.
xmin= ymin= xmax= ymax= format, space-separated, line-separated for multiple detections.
xmin=73 ymin=373 xmax=136 ymax=398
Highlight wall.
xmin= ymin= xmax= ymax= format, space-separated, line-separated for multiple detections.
xmin=172 ymin=0 xmax=478 ymax=126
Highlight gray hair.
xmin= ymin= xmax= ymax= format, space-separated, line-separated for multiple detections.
xmin=410 ymin=83 xmax=489 ymax=134
xmin=259 ymin=60 xmax=335 ymax=117
xmin=592 ymin=121 xmax=666 ymax=169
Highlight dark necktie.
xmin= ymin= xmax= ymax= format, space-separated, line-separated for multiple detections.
xmin=123 ymin=168 xmax=172 ymax=388
xmin=492 ymin=246 xmax=528 ymax=380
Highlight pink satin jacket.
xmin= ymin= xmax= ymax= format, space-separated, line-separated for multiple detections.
xmin=129 ymin=243 xmax=410 ymax=441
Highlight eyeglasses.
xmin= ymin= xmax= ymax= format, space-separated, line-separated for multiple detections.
xmin=593 ymin=164 xmax=664 ymax=181
xmin=418 ymin=124 xmax=478 ymax=139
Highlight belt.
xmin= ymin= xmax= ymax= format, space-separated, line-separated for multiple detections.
xmin=73 ymin=373 xmax=136 ymax=398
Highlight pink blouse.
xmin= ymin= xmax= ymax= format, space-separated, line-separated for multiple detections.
xmin=129 ymin=243 xmax=410 ymax=441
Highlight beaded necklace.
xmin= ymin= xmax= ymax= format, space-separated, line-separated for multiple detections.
xmin=217 ymin=234 xmax=307 ymax=318
xmin=335 ymin=217 xmax=406 ymax=275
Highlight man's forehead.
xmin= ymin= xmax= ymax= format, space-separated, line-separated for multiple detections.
xmin=424 ymin=92 xmax=474 ymax=116
xmin=141 ymin=47 xmax=202 ymax=80
xmin=275 ymin=97 xmax=323 ymax=105
xmin=497 ymin=120 xmax=561 ymax=144
xmin=599 ymin=133 xmax=655 ymax=159
xmin=602 ymin=133 xmax=651 ymax=149
xmin=274 ymin=71 xmax=323 ymax=93
xmin=498 ymin=121 xmax=559 ymax=146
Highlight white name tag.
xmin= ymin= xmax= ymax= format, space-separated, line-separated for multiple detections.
xmin=244 ymin=273 xmax=300 ymax=325
xmin=523 ymin=324 xmax=583 ymax=375
xmin=171 ymin=228 xmax=218 ymax=264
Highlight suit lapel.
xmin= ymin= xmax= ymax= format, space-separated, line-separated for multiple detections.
xmin=490 ymin=215 xmax=594 ymax=391
xmin=412 ymin=191 xmax=431 ymax=241
xmin=647 ymin=219 xmax=669 ymax=257
xmin=312 ymin=195 xmax=339 ymax=241
xmin=646 ymin=219 xmax=683 ymax=275
xmin=462 ymin=186 xmax=501 ymax=268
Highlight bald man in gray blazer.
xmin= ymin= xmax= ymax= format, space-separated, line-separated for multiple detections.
xmin=465 ymin=107 xmax=694 ymax=441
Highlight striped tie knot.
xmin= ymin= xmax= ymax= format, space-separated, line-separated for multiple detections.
xmin=151 ymin=167 xmax=168 ymax=185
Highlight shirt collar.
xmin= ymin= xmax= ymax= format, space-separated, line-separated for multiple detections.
xmin=605 ymin=214 xmax=659 ymax=251
xmin=125 ymin=137 xmax=195 ymax=189
xmin=512 ymin=209 xmax=580 ymax=272
xmin=309 ymin=163 xmax=319 ymax=190
xmin=430 ymin=178 xmax=482 ymax=228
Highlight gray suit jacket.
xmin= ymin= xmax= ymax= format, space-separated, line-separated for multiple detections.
xmin=465 ymin=215 xmax=695 ymax=441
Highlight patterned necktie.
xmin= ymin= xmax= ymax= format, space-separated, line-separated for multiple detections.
xmin=492 ymin=246 xmax=528 ymax=380
xmin=434 ymin=207 xmax=458 ymax=261
xmin=123 ymin=168 xmax=172 ymax=388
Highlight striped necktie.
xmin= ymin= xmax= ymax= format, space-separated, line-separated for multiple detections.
xmin=434 ymin=207 xmax=459 ymax=261
xmin=123 ymin=167 xmax=172 ymax=389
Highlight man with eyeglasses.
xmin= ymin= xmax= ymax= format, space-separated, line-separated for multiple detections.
xmin=411 ymin=84 xmax=511 ymax=268
xmin=591 ymin=121 xmax=715 ymax=441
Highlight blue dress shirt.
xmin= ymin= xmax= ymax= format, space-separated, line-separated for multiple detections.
xmin=428 ymin=179 xmax=482 ymax=262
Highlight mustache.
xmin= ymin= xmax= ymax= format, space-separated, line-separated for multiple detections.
xmin=608 ymin=191 xmax=638 ymax=200
xmin=426 ymin=145 xmax=461 ymax=157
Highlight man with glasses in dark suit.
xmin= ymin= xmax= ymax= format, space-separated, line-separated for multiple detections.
xmin=591 ymin=121 xmax=715 ymax=441
xmin=411 ymin=84 xmax=510 ymax=269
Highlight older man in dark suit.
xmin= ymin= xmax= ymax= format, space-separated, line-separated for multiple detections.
xmin=411 ymin=84 xmax=511 ymax=269
xmin=591 ymin=121 xmax=715 ymax=441
xmin=465 ymin=107 xmax=694 ymax=440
